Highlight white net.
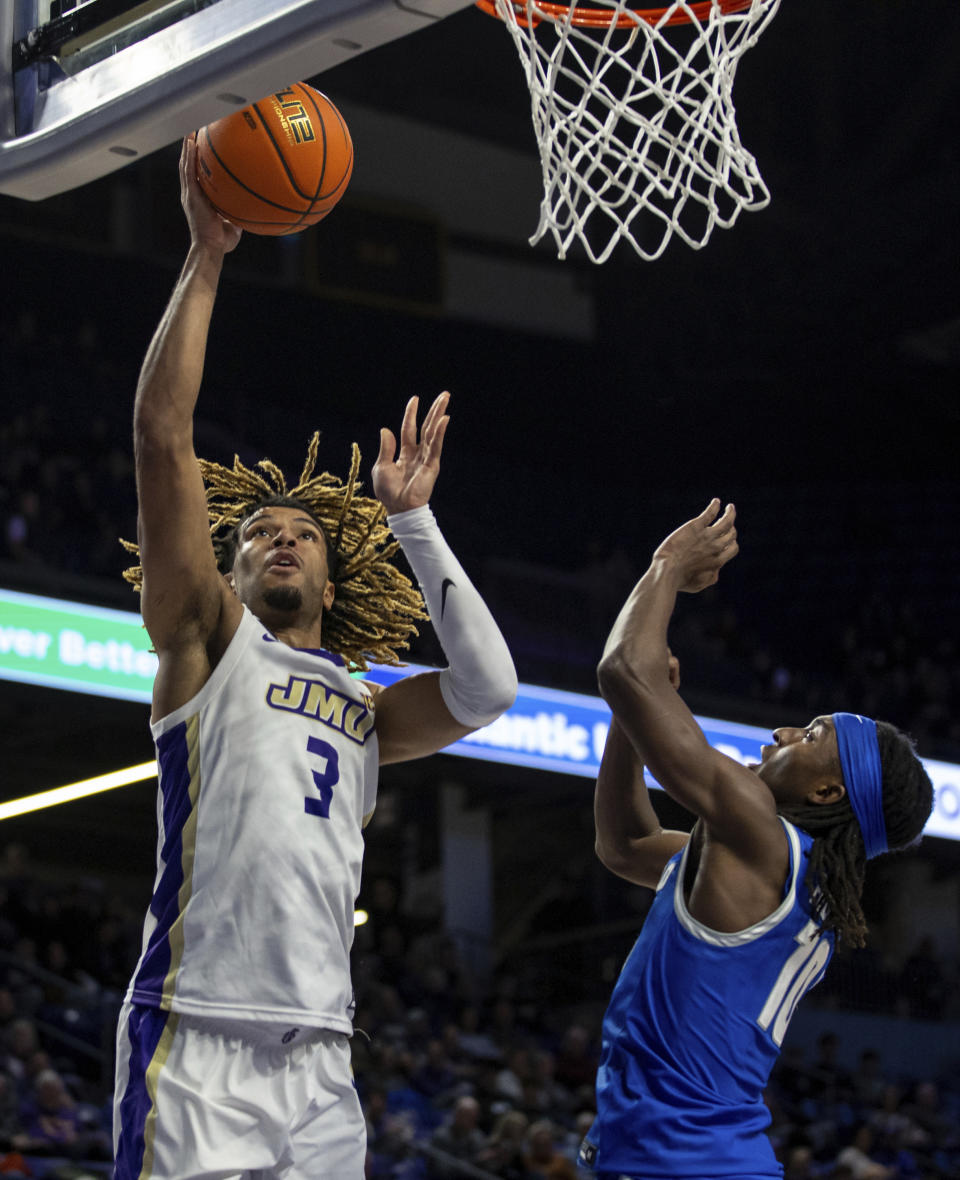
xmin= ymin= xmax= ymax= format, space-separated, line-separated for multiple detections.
xmin=490 ymin=0 xmax=782 ymax=263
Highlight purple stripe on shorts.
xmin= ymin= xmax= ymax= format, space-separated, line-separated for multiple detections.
xmin=113 ymin=1005 xmax=172 ymax=1180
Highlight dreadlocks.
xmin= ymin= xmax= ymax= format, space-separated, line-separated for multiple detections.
xmin=780 ymin=721 xmax=934 ymax=949
xmin=122 ymin=433 xmax=427 ymax=671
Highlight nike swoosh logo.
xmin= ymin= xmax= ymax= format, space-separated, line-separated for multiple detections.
xmin=440 ymin=578 xmax=455 ymax=620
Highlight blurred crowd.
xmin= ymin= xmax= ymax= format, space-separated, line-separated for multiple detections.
xmin=1 ymin=842 xmax=958 ymax=1178
xmin=0 ymin=844 xmax=134 ymax=1177
xmin=666 ymin=588 xmax=960 ymax=764
xmin=767 ymin=1032 xmax=960 ymax=1180
xmin=1 ymin=396 xmax=137 ymax=588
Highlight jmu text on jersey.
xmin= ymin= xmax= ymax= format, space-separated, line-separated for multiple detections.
xmin=266 ymin=676 xmax=375 ymax=743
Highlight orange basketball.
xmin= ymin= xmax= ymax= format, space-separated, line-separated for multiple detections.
xmin=196 ymin=83 xmax=353 ymax=235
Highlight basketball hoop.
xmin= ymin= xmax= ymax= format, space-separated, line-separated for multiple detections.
xmin=478 ymin=0 xmax=781 ymax=263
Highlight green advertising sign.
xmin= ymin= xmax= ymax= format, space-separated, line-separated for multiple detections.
xmin=0 ymin=588 xmax=156 ymax=702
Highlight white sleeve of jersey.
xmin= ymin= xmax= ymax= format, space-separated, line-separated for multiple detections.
xmin=387 ymin=506 xmax=517 ymax=727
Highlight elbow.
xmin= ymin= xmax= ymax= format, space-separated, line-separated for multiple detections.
xmin=594 ymin=836 xmax=634 ymax=881
xmin=442 ymin=660 xmax=517 ymax=729
xmin=133 ymin=413 xmax=195 ymax=481
xmin=501 ymin=666 xmax=519 ymax=714
xmin=133 ymin=412 xmax=168 ymax=466
xmin=594 ymin=836 xmax=615 ymax=871
xmin=478 ymin=670 xmax=517 ymax=727
xmin=597 ymin=647 xmax=652 ymax=706
xmin=482 ymin=650 xmax=518 ymax=720
xmin=133 ymin=407 xmax=189 ymax=452
xmin=596 ymin=650 xmax=623 ymax=699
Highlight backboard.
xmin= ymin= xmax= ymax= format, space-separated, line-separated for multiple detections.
xmin=0 ymin=0 xmax=474 ymax=200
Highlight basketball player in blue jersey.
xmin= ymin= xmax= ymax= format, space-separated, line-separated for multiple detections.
xmin=583 ymin=501 xmax=934 ymax=1180
xmin=111 ymin=136 xmax=517 ymax=1180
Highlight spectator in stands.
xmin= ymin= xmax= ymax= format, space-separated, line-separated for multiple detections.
xmin=456 ymin=1005 xmax=502 ymax=1064
xmin=365 ymin=1085 xmax=420 ymax=1179
xmin=868 ymin=1082 xmax=916 ymax=1147
xmin=495 ymin=1048 xmax=532 ymax=1107
xmin=429 ymin=1095 xmax=485 ymax=1177
xmin=411 ymin=1038 xmax=458 ymax=1104
xmin=364 ymin=1083 xmax=388 ymax=1146
xmin=18 ymin=1067 xmax=80 ymax=1152
xmin=852 ymin=1049 xmax=886 ymax=1110
xmin=0 ymin=1020 xmax=38 ymax=1090
xmin=0 ymin=1071 xmax=24 ymax=1149
xmin=474 ymin=1109 xmax=531 ymax=1180
xmin=0 ymin=993 xmax=16 ymax=1042
xmin=486 ymin=998 xmax=526 ymax=1055
xmin=902 ymin=1079 xmax=957 ymax=1152
xmin=834 ymin=1123 xmax=893 ymax=1179
xmin=560 ymin=1110 xmax=596 ymax=1169
xmin=523 ymin=1119 xmax=577 ymax=1179
xmin=899 ymin=936 xmax=947 ymax=1020
xmin=439 ymin=1022 xmax=480 ymax=1088
xmin=809 ymin=1032 xmax=854 ymax=1106
xmin=552 ymin=1024 xmax=596 ymax=1093
xmin=521 ymin=1051 xmax=570 ymax=1122
xmin=4 ymin=942 xmax=42 ymax=1016
xmin=783 ymin=1144 xmax=816 ymax=1180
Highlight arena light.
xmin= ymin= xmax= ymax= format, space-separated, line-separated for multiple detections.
xmin=0 ymin=761 xmax=157 ymax=821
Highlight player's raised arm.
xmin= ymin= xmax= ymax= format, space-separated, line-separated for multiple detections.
xmin=594 ymin=651 xmax=690 ymax=888
xmin=596 ymin=501 xmax=775 ymax=851
xmin=134 ymin=136 xmax=242 ymax=664
xmin=370 ymin=394 xmax=517 ymax=763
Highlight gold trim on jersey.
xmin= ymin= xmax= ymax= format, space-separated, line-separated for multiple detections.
xmin=138 ymin=1011 xmax=180 ymax=1180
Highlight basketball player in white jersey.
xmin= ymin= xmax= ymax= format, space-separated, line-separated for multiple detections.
xmin=111 ymin=136 xmax=517 ymax=1180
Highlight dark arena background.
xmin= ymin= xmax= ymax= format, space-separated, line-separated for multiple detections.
xmin=1 ymin=1 xmax=959 ymax=1176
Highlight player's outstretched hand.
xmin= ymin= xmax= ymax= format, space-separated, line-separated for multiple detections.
xmin=372 ymin=393 xmax=450 ymax=515
xmin=653 ymin=499 xmax=738 ymax=593
xmin=180 ymin=134 xmax=242 ymax=255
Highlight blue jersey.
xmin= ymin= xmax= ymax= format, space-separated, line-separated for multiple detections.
xmin=590 ymin=818 xmax=833 ymax=1179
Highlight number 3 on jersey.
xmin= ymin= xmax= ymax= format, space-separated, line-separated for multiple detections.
xmin=305 ymin=735 xmax=340 ymax=818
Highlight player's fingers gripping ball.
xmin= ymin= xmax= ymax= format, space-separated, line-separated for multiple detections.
xmin=196 ymin=82 xmax=353 ymax=235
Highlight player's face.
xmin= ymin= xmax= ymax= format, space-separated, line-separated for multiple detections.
xmin=230 ymin=507 xmax=335 ymax=617
xmin=752 ymin=716 xmax=845 ymax=808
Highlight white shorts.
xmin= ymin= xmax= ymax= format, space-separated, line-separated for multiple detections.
xmin=113 ymin=1002 xmax=365 ymax=1180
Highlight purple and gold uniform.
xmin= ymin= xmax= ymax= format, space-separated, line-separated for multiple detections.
xmin=114 ymin=606 xmax=377 ymax=1177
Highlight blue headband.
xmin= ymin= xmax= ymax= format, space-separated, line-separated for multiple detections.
xmin=833 ymin=712 xmax=887 ymax=859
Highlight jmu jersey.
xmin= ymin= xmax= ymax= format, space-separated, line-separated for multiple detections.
xmin=591 ymin=818 xmax=833 ymax=1179
xmin=125 ymin=606 xmax=378 ymax=1033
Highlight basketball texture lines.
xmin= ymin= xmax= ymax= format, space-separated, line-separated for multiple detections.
xmin=196 ymin=83 xmax=353 ymax=235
